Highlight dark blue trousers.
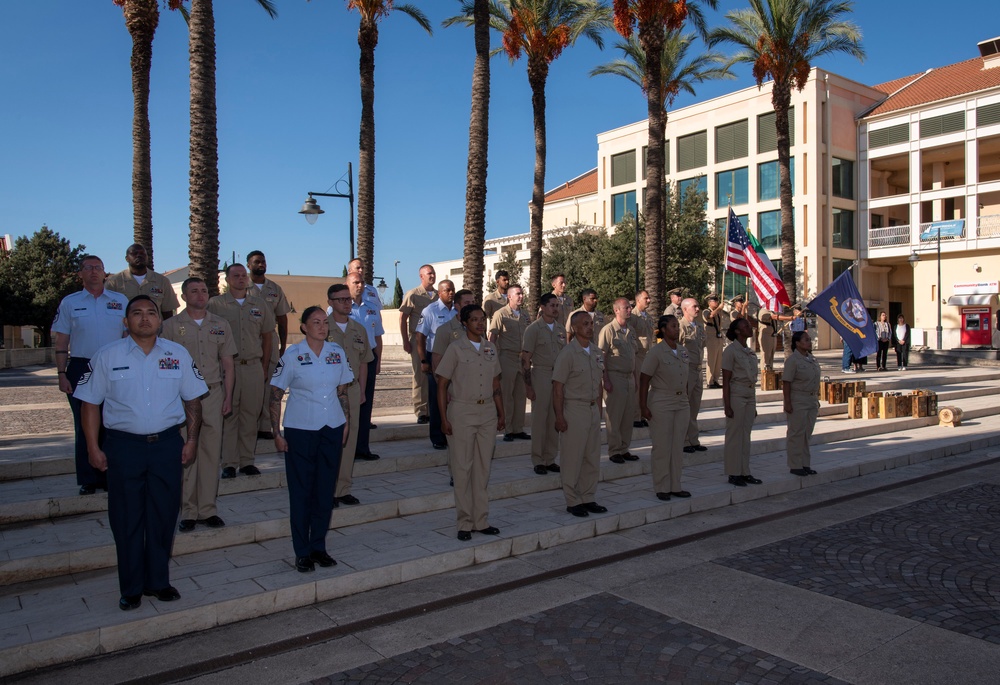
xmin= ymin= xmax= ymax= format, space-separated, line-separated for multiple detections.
xmin=355 ymin=352 xmax=377 ymax=456
xmin=426 ymin=358 xmax=446 ymax=446
xmin=67 ymin=357 xmax=107 ymax=488
xmin=105 ymin=427 xmax=183 ymax=598
xmin=284 ymin=424 xmax=344 ymax=558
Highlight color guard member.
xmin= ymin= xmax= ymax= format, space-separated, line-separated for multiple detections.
xmin=663 ymin=288 xmax=683 ymax=317
xmin=702 ymin=294 xmax=729 ymax=388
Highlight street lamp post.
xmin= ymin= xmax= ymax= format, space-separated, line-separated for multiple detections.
xmin=908 ymin=224 xmax=943 ymax=350
xmin=299 ymin=163 xmax=355 ymax=260
xmin=371 ymin=276 xmax=389 ymax=305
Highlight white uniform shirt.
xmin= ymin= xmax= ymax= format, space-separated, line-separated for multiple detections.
xmin=73 ymin=336 xmax=208 ymax=434
xmin=363 ymin=283 xmax=383 ymax=311
xmin=350 ymin=300 xmax=384 ymax=348
xmin=51 ymin=289 xmax=129 ymax=358
xmin=271 ymin=341 xmax=354 ymax=431
xmin=415 ymin=299 xmax=457 ymax=354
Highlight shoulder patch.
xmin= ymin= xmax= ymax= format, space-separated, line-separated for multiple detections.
xmin=272 ymin=359 xmax=284 ymax=378
xmin=77 ymin=362 xmax=93 ymax=386
xmin=192 ymin=360 xmax=205 ymax=381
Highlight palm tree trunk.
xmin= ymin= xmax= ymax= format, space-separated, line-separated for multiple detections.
xmin=773 ymin=83 xmax=796 ymax=303
xmin=462 ymin=0 xmax=490 ymax=303
xmin=357 ymin=19 xmax=378 ymax=283
xmin=526 ymin=56 xmax=549 ymax=318
xmin=187 ymin=0 xmax=220 ymax=295
xmin=124 ymin=0 xmax=158 ymax=268
xmin=640 ymin=23 xmax=665 ymax=314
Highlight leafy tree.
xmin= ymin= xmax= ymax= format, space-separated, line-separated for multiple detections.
xmin=709 ymin=0 xmax=863 ymax=302
xmin=0 ymin=226 xmax=86 ymax=347
xmin=662 ymin=180 xmax=722 ymax=302
xmin=391 ymin=277 xmax=404 ymax=309
xmin=487 ymin=248 xmax=524 ymax=293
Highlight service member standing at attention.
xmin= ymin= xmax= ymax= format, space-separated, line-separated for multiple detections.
xmin=208 ymin=265 xmax=274 ymax=479
xmin=702 ymin=294 xmax=729 ymax=388
xmin=722 ymin=318 xmax=761 ymax=487
xmin=521 ymin=293 xmax=566 ymax=475
xmin=550 ymin=274 xmax=574 ymax=329
xmin=347 ymin=258 xmax=384 ymax=430
xmin=566 ymin=288 xmax=605 ymax=340
xmin=326 ymin=283 xmax=373 ymax=506
xmin=161 ymin=278 xmax=237 ymax=531
xmin=416 ymin=280 xmax=458 ymax=450
xmin=53 ymin=255 xmax=129 ymax=495
xmin=783 ymin=331 xmax=820 ymax=477
xmin=105 ymin=243 xmax=181 ymax=319
xmin=482 ymin=270 xmax=509 ymax=320
xmin=436 ymin=305 xmax=505 ymax=541
xmin=75 ymin=295 xmax=207 ymax=611
xmin=489 ymin=284 xmax=531 ymax=442
xmin=663 ymin=288 xmax=683 ymax=317
xmin=432 ymin=290 xmax=477 ymax=370
xmin=269 ymin=307 xmax=353 ymax=573
xmin=247 ymin=251 xmax=291 ymax=440
xmin=757 ymin=306 xmax=792 ymax=370
xmin=346 ymin=272 xmax=384 ymax=461
xmin=598 ymin=297 xmax=639 ymax=464
xmin=679 ymin=298 xmax=708 ymax=454
xmin=639 ymin=315 xmax=691 ymax=501
xmin=629 ymin=289 xmax=656 ymax=427
xmin=553 ymin=311 xmax=609 ymax=518
xmin=399 ymin=264 xmax=437 ymax=424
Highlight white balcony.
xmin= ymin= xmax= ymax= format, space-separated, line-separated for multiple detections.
xmin=866 ymin=213 xmax=1000 ymax=257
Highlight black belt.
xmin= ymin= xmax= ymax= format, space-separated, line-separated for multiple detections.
xmin=106 ymin=425 xmax=183 ymax=443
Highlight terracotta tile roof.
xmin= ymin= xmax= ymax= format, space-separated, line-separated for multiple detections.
xmin=544 ymin=168 xmax=598 ymax=202
xmin=866 ymin=56 xmax=1000 ymax=117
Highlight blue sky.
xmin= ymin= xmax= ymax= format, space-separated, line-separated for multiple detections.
xmin=0 ymin=2 xmax=994 ymax=292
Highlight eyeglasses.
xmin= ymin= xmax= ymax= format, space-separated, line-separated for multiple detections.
xmin=80 ymin=265 xmax=103 ymax=272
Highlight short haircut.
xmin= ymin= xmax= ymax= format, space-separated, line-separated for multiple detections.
xmin=570 ymin=310 xmax=590 ymax=327
xmin=550 ymin=273 xmax=565 ymax=283
xmin=328 ymin=283 xmax=349 ymax=299
xmin=246 ymin=250 xmax=265 ymax=262
xmin=181 ymin=277 xmax=205 ymax=294
xmin=539 ymin=293 xmax=557 ymax=307
xmin=225 ymin=263 xmax=245 ymax=277
xmin=507 ymin=283 xmax=523 ymax=293
xmin=80 ymin=254 xmax=103 ymax=267
xmin=791 ymin=330 xmax=808 ymax=348
xmin=495 ymin=270 xmax=509 ymax=280
xmin=348 ymin=258 xmax=363 ymax=269
xmin=460 ymin=304 xmax=483 ymax=324
xmin=580 ymin=288 xmax=597 ymax=299
xmin=634 ymin=289 xmax=648 ymax=300
xmin=454 ymin=289 xmax=474 ymax=302
xmin=126 ymin=294 xmax=159 ymax=317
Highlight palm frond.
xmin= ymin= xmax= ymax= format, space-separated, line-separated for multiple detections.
xmin=395 ymin=3 xmax=434 ymax=34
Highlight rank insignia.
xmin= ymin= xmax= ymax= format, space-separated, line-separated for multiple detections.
xmin=158 ymin=357 xmax=180 ymax=370
xmin=325 ymin=352 xmax=342 ymax=364
xmin=107 ymin=301 xmax=123 ymax=311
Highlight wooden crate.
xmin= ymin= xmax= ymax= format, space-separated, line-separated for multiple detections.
xmin=895 ymin=395 xmax=912 ymax=416
xmin=847 ymin=396 xmax=863 ymax=418
xmin=928 ymin=393 xmax=939 ymax=416
xmin=911 ymin=395 xmax=928 ymax=418
xmin=863 ymin=396 xmax=880 ymax=419
xmin=879 ymin=396 xmax=898 ymax=419
xmin=762 ymin=370 xmax=782 ymax=391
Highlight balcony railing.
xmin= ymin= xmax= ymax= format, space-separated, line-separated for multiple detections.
xmin=867 ymin=224 xmax=910 ymax=248
xmin=868 ymin=213 xmax=1000 ymax=250
xmin=979 ymin=214 xmax=1000 ymax=238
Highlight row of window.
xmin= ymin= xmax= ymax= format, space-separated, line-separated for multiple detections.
xmin=868 ymin=102 xmax=1000 ymax=149
xmin=721 ymin=256 xmax=854 ymax=300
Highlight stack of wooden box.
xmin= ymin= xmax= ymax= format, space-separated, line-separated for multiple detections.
xmin=762 ymin=370 xmax=782 ymax=391
xmin=821 ymin=380 xmax=866 ymax=404
xmin=845 ymin=389 xmax=938 ymax=420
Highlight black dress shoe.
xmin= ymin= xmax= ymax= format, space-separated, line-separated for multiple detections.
xmin=457 ymin=530 xmax=472 ymax=541
xmin=202 ymin=515 xmax=226 ymax=528
xmin=257 ymin=431 xmax=275 ymax=441
xmin=417 ymin=415 xmax=430 ymax=425
xmin=337 ymin=494 xmax=360 ymax=505
xmin=633 ymin=420 xmax=645 ymax=428
xmin=743 ymin=474 xmax=763 ymax=485
xmin=239 ymin=465 xmax=261 ymax=476
xmin=534 ymin=465 xmax=548 ymax=475
xmin=119 ymin=595 xmax=142 ymax=611
xmin=546 ymin=463 xmax=561 ymax=473
xmin=609 ymin=454 xmax=625 ymax=464
xmin=220 ymin=467 xmax=236 ymax=479
xmin=310 ymin=550 xmax=337 ymax=567
xmin=356 ymin=452 xmax=380 ymax=461
xmin=583 ymin=502 xmax=607 ymax=514
xmin=728 ymin=475 xmax=747 ymax=487
xmin=295 ymin=556 xmax=315 ymax=572
xmin=512 ymin=432 xmax=531 ymax=440
xmin=693 ymin=445 xmax=707 ymax=452
xmin=79 ymin=484 xmax=97 ymax=495
xmin=432 ymin=442 xmax=448 ymax=450
xmin=804 ymin=467 xmax=818 ymax=475
xmin=369 ymin=423 xmax=378 ymax=430
xmin=656 ymin=492 xmax=671 ymax=501
xmin=475 ymin=526 xmax=500 ymax=535
xmin=178 ymin=519 xmax=196 ymax=532
xmin=143 ymin=586 xmax=181 ymax=602
xmin=669 ymin=490 xmax=692 ymax=498
xmin=683 ymin=446 xmax=696 ymax=453
xmin=503 ymin=434 xmax=515 ymax=442
xmin=622 ymin=452 xmax=639 ymax=461
xmin=567 ymin=504 xmax=589 ymax=517
xmin=790 ymin=468 xmax=809 ymax=476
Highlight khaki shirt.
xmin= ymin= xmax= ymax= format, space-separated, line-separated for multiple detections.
xmin=703 ymin=307 xmax=730 ymax=340
xmin=482 ymin=290 xmax=508 ymax=321
xmin=522 ymin=318 xmax=566 ymax=369
xmin=783 ymin=351 xmax=820 ymax=405
xmin=436 ymin=338 xmax=501 ymax=403
xmin=641 ymin=341 xmax=689 ymax=410
xmin=553 ymin=292 xmax=574 ymax=329
xmin=432 ymin=317 xmax=466 ymax=360
xmin=629 ymin=311 xmax=656 ymax=358
xmin=597 ymin=318 xmax=636 ymax=374
xmin=678 ymin=318 xmax=706 ymax=370
xmin=758 ymin=308 xmax=779 ymax=337
xmin=553 ymin=342 xmax=604 ymax=403
xmin=566 ymin=307 xmax=605 ymax=339
xmin=326 ymin=316 xmax=374 ymax=381
xmin=722 ymin=343 xmax=758 ymax=393
xmin=160 ymin=310 xmax=237 ymax=385
xmin=663 ymin=302 xmax=681 ymax=318
xmin=207 ymin=292 xmax=275 ymax=361
xmin=489 ymin=305 xmax=529 ymax=356
xmin=252 ymin=278 xmax=292 ymax=320
xmin=400 ymin=285 xmax=437 ymax=337
xmin=105 ymin=268 xmax=180 ymax=315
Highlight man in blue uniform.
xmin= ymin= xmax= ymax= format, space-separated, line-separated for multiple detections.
xmin=75 ymin=295 xmax=207 ymax=611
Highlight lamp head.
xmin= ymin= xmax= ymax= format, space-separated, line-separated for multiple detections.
xmin=299 ymin=196 xmax=324 ymax=225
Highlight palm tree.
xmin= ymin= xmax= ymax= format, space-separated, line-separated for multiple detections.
xmin=348 ymin=1 xmax=433 ymax=283
xmin=179 ymin=0 xmax=277 ymax=295
xmin=609 ymin=0 xmax=715 ymax=315
xmin=113 ymin=0 xmax=160 ymax=267
xmin=709 ymin=0 xmax=863 ymax=302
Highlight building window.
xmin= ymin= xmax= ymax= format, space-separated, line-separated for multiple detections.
xmin=611 ymin=150 xmax=636 ymax=187
xmin=678 ymin=176 xmax=708 ymax=209
xmin=715 ymin=119 xmax=749 ymax=163
xmin=757 ymin=158 xmax=796 ymax=201
xmin=833 ymin=208 xmax=855 ymax=249
xmin=612 ymin=190 xmax=637 ymax=223
xmin=920 ymin=111 xmax=965 ymax=139
xmin=757 ymin=108 xmax=795 ymax=154
xmin=832 ymin=158 xmax=854 ymax=199
xmin=758 ymin=210 xmax=780 ymax=249
xmin=641 ymin=146 xmax=647 ymax=181
xmin=832 ymin=258 xmax=853 ymax=280
xmin=677 ymin=131 xmax=707 ymax=172
xmin=716 ymin=167 xmax=748 ymax=208
xmin=715 ymin=214 xmax=749 ymax=235
xmin=869 ymin=123 xmax=909 ymax=148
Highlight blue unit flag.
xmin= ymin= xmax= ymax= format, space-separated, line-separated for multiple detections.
xmin=806 ymin=271 xmax=878 ymax=359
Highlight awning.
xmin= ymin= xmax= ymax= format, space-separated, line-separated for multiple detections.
xmin=947 ymin=295 xmax=998 ymax=306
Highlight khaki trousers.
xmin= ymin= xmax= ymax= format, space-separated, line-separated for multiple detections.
xmin=223 ymin=361 xmax=264 ymax=469
xmin=759 ymin=331 xmax=776 ymax=370
xmin=649 ymin=402 xmax=689 ymax=493
xmin=559 ymin=400 xmax=600 ymax=507
xmin=181 ymin=383 xmax=224 ymax=519
xmin=258 ymin=331 xmax=280 ymax=432
xmin=604 ymin=371 xmax=635 ymax=456
xmin=786 ymin=394 xmax=818 ymax=469
xmin=706 ymin=335 xmax=724 ymax=385
xmin=529 ymin=367 xmax=558 ymax=467
xmin=409 ymin=337 xmax=429 ymax=418
xmin=335 ymin=382 xmax=362 ymax=497
xmin=499 ymin=352 xmax=526 ymax=434
xmin=447 ymin=400 xmax=496 ymax=531
xmin=724 ymin=388 xmax=755 ymax=476
xmin=685 ymin=367 xmax=704 ymax=447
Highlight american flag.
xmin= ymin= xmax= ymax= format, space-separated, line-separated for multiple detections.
xmin=725 ymin=209 xmax=791 ymax=309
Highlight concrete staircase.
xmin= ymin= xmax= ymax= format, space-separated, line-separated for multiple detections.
xmin=2 ymin=366 xmax=1000 ymax=678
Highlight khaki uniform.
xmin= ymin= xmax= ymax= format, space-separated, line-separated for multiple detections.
xmin=703 ymin=307 xmax=730 ymax=386
xmin=722 ymin=343 xmax=758 ymax=476
xmin=678 ymin=317 xmax=706 ymax=448
xmin=326 ymin=316 xmax=373 ymax=497
xmin=253 ymin=278 xmax=291 ymax=432
xmin=757 ymin=309 xmax=779 ymax=370
xmin=783 ymin=351 xmax=820 ymax=470
xmin=489 ymin=305 xmax=530 ymax=434
xmin=482 ymin=290 xmax=508 ymax=321
xmin=436 ymin=338 xmax=502 ymax=532
xmin=566 ymin=307 xmax=605 ymax=341
xmin=432 ymin=316 xmax=466 ymax=362
xmin=522 ymin=318 xmax=566 ymax=467
xmin=208 ymin=292 xmax=275 ymax=469
xmin=400 ymin=285 xmax=436 ymax=417
xmin=553 ymin=293 xmax=574 ymax=329
xmin=105 ymin=268 xmax=181 ymax=315
xmin=597 ymin=319 xmax=636 ymax=458
xmin=160 ymin=310 xmax=237 ymax=520
xmin=641 ymin=342 xmax=690 ymax=493
xmin=629 ymin=311 xmax=656 ymax=420
xmin=663 ymin=302 xmax=681 ymax=318
xmin=553 ymin=342 xmax=604 ymax=507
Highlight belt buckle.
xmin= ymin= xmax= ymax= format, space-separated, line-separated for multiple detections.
xmin=476 ymin=399 xmax=485 ymax=405
xmin=146 ymin=433 xmax=158 ymax=443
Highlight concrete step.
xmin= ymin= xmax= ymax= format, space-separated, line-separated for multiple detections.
xmin=3 ymin=413 xmax=1000 ymax=679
